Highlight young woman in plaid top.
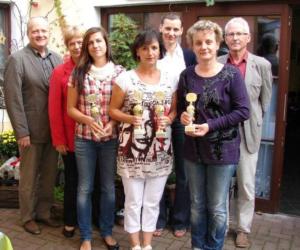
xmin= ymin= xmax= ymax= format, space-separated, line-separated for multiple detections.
xmin=67 ymin=27 xmax=123 ymax=250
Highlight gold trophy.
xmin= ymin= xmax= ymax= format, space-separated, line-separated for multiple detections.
xmin=154 ymin=91 xmax=167 ymax=138
xmin=132 ymin=90 xmax=145 ymax=138
xmin=87 ymin=94 xmax=103 ymax=138
xmin=185 ymin=93 xmax=197 ymax=133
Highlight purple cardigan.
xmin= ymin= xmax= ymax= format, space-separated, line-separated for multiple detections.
xmin=177 ymin=64 xmax=250 ymax=165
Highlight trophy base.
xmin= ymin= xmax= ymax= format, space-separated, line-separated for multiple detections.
xmin=156 ymin=130 xmax=167 ymax=139
xmin=134 ymin=128 xmax=145 ymax=139
xmin=185 ymin=125 xmax=195 ymax=133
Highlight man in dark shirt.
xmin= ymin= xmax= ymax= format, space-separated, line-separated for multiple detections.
xmin=156 ymin=13 xmax=196 ymax=238
xmin=4 ymin=17 xmax=62 ymax=235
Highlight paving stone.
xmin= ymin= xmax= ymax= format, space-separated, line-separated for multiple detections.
xmin=1 ymin=208 xmax=300 ymax=250
xmin=291 ymin=244 xmax=300 ymax=250
xmin=249 ymin=243 xmax=264 ymax=250
xmin=278 ymin=238 xmax=291 ymax=249
xmin=263 ymin=241 xmax=278 ymax=250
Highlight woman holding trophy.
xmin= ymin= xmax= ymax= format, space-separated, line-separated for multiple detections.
xmin=109 ymin=29 xmax=177 ymax=250
xmin=67 ymin=27 xmax=123 ymax=250
xmin=178 ymin=20 xmax=250 ymax=250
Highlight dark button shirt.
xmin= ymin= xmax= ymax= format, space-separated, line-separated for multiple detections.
xmin=33 ymin=49 xmax=54 ymax=81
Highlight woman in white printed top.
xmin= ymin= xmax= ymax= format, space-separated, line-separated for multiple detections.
xmin=109 ymin=29 xmax=177 ymax=250
xmin=67 ymin=27 xmax=123 ymax=250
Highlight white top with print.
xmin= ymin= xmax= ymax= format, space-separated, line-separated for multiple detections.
xmin=115 ymin=69 xmax=178 ymax=178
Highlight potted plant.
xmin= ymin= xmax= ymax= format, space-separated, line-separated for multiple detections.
xmin=0 ymin=130 xmax=18 ymax=160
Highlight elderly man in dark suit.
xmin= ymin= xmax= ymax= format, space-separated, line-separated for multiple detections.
xmin=218 ymin=17 xmax=272 ymax=248
xmin=4 ymin=17 xmax=62 ymax=235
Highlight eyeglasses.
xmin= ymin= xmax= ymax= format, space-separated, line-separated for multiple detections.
xmin=225 ymin=32 xmax=248 ymax=38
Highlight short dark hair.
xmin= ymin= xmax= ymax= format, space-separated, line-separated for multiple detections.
xmin=131 ymin=29 xmax=166 ymax=61
xmin=160 ymin=13 xmax=182 ymax=26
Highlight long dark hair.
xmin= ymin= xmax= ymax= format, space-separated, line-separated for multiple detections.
xmin=72 ymin=26 xmax=113 ymax=91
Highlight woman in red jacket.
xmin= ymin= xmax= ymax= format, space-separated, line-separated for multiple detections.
xmin=49 ymin=26 xmax=84 ymax=238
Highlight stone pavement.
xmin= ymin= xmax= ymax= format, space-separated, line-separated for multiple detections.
xmin=1 ymin=208 xmax=300 ymax=250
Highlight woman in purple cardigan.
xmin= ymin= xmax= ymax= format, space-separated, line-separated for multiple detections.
xmin=177 ymin=20 xmax=250 ymax=250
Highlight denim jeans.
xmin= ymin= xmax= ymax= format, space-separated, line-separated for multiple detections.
xmin=185 ymin=159 xmax=236 ymax=250
xmin=157 ymin=119 xmax=190 ymax=230
xmin=75 ymin=137 xmax=117 ymax=241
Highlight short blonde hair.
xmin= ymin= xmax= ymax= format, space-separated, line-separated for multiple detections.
xmin=63 ymin=25 xmax=85 ymax=47
xmin=186 ymin=20 xmax=223 ymax=47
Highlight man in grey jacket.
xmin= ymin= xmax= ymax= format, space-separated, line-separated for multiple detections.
xmin=4 ymin=17 xmax=62 ymax=235
xmin=219 ymin=17 xmax=272 ymax=248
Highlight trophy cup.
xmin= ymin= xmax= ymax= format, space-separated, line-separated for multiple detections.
xmin=132 ymin=90 xmax=145 ymax=138
xmin=86 ymin=94 xmax=103 ymax=138
xmin=154 ymin=91 xmax=167 ymax=138
xmin=185 ymin=93 xmax=197 ymax=133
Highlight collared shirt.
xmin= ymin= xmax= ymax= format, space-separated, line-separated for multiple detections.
xmin=157 ymin=43 xmax=186 ymax=83
xmin=31 ymin=47 xmax=55 ymax=81
xmin=71 ymin=62 xmax=124 ymax=142
xmin=227 ymin=51 xmax=248 ymax=79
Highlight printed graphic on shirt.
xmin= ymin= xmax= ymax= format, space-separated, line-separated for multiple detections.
xmin=117 ymin=70 xmax=175 ymax=178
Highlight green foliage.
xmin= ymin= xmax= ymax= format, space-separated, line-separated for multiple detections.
xmin=206 ymin=0 xmax=215 ymax=6
xmin=167 ymin=170 xmax=176 ymax=185
xmin=54 ymin=185 xmax=64 ymax=202
xmin=110 ymin=14 xmax=138 ymax=70
xmin=0 ymin=130 xmax=18 ymax=159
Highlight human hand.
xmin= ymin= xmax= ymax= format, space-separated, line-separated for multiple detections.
xmin=131 ymin=115 xmax=143 ymax=127
xmin=157 ymin=116 xmax=171 ymax=130
xmin=56 ymin=145 xmax=68 ymax=155
xmin=90 ymin=120 xmax=105 ymax=138
xmin=185 ymin=123 xmax=209 ymax=137
xmin=102 ymin=121 xmax=115 ymax=137
xmin=180 ymin=111 xmax=194 ymax=126
xmin=18 ymin=136 xmax=31 ymax=148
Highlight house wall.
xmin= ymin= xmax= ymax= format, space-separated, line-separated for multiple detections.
xmin=9 ymin=0 xmax=100 ymax=54
xmin=0 ymin=0 xmax=100 ymax=132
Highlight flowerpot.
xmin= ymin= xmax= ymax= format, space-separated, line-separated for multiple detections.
xmin=0 ymin=184 xmax=19 ymax=208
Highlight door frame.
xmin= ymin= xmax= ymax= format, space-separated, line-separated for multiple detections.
xmin=101 ymin=1 xmax=292 ymax=213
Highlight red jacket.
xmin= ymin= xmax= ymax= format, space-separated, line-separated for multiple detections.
xmin=49 ymin=58 xmax=76 ymax=152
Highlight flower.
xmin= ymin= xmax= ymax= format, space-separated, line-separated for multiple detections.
xmin=0 ymin=130 xmax=18 ymax=159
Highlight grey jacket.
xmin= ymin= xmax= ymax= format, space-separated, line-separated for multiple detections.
xmin=218 ymin=52 xmax=272 ymax=153
xmin=4 ymin=44 xmax=62 ymax=143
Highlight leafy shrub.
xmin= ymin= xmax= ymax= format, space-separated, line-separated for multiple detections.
xmin=54 ymin=185 xmax=64 ymax=202
xmin=110 ymin=14 xmax=138 ymax=70
xmin=0 ymin=130 xmax=18 ymax=159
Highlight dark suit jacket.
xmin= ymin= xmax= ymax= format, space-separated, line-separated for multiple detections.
xmin=183 ymin=48 xmax=197 ymax=67
xmin=4 ymin=45 xmax=62 ymax=143
xmin=218 ymin=52 xmax=272 ymax=153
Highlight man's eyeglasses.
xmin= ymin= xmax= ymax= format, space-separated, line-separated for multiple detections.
xmin=225 ymin=32 xmax=248 ymax=38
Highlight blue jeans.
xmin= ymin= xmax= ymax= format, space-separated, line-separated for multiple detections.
xmin=75 ymin=137 xmax=117 ymax=241
xmin=157 ymin=119 xmax=190 ymax=230
xmin=185 ymin=159 xmax=236 ymax=250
